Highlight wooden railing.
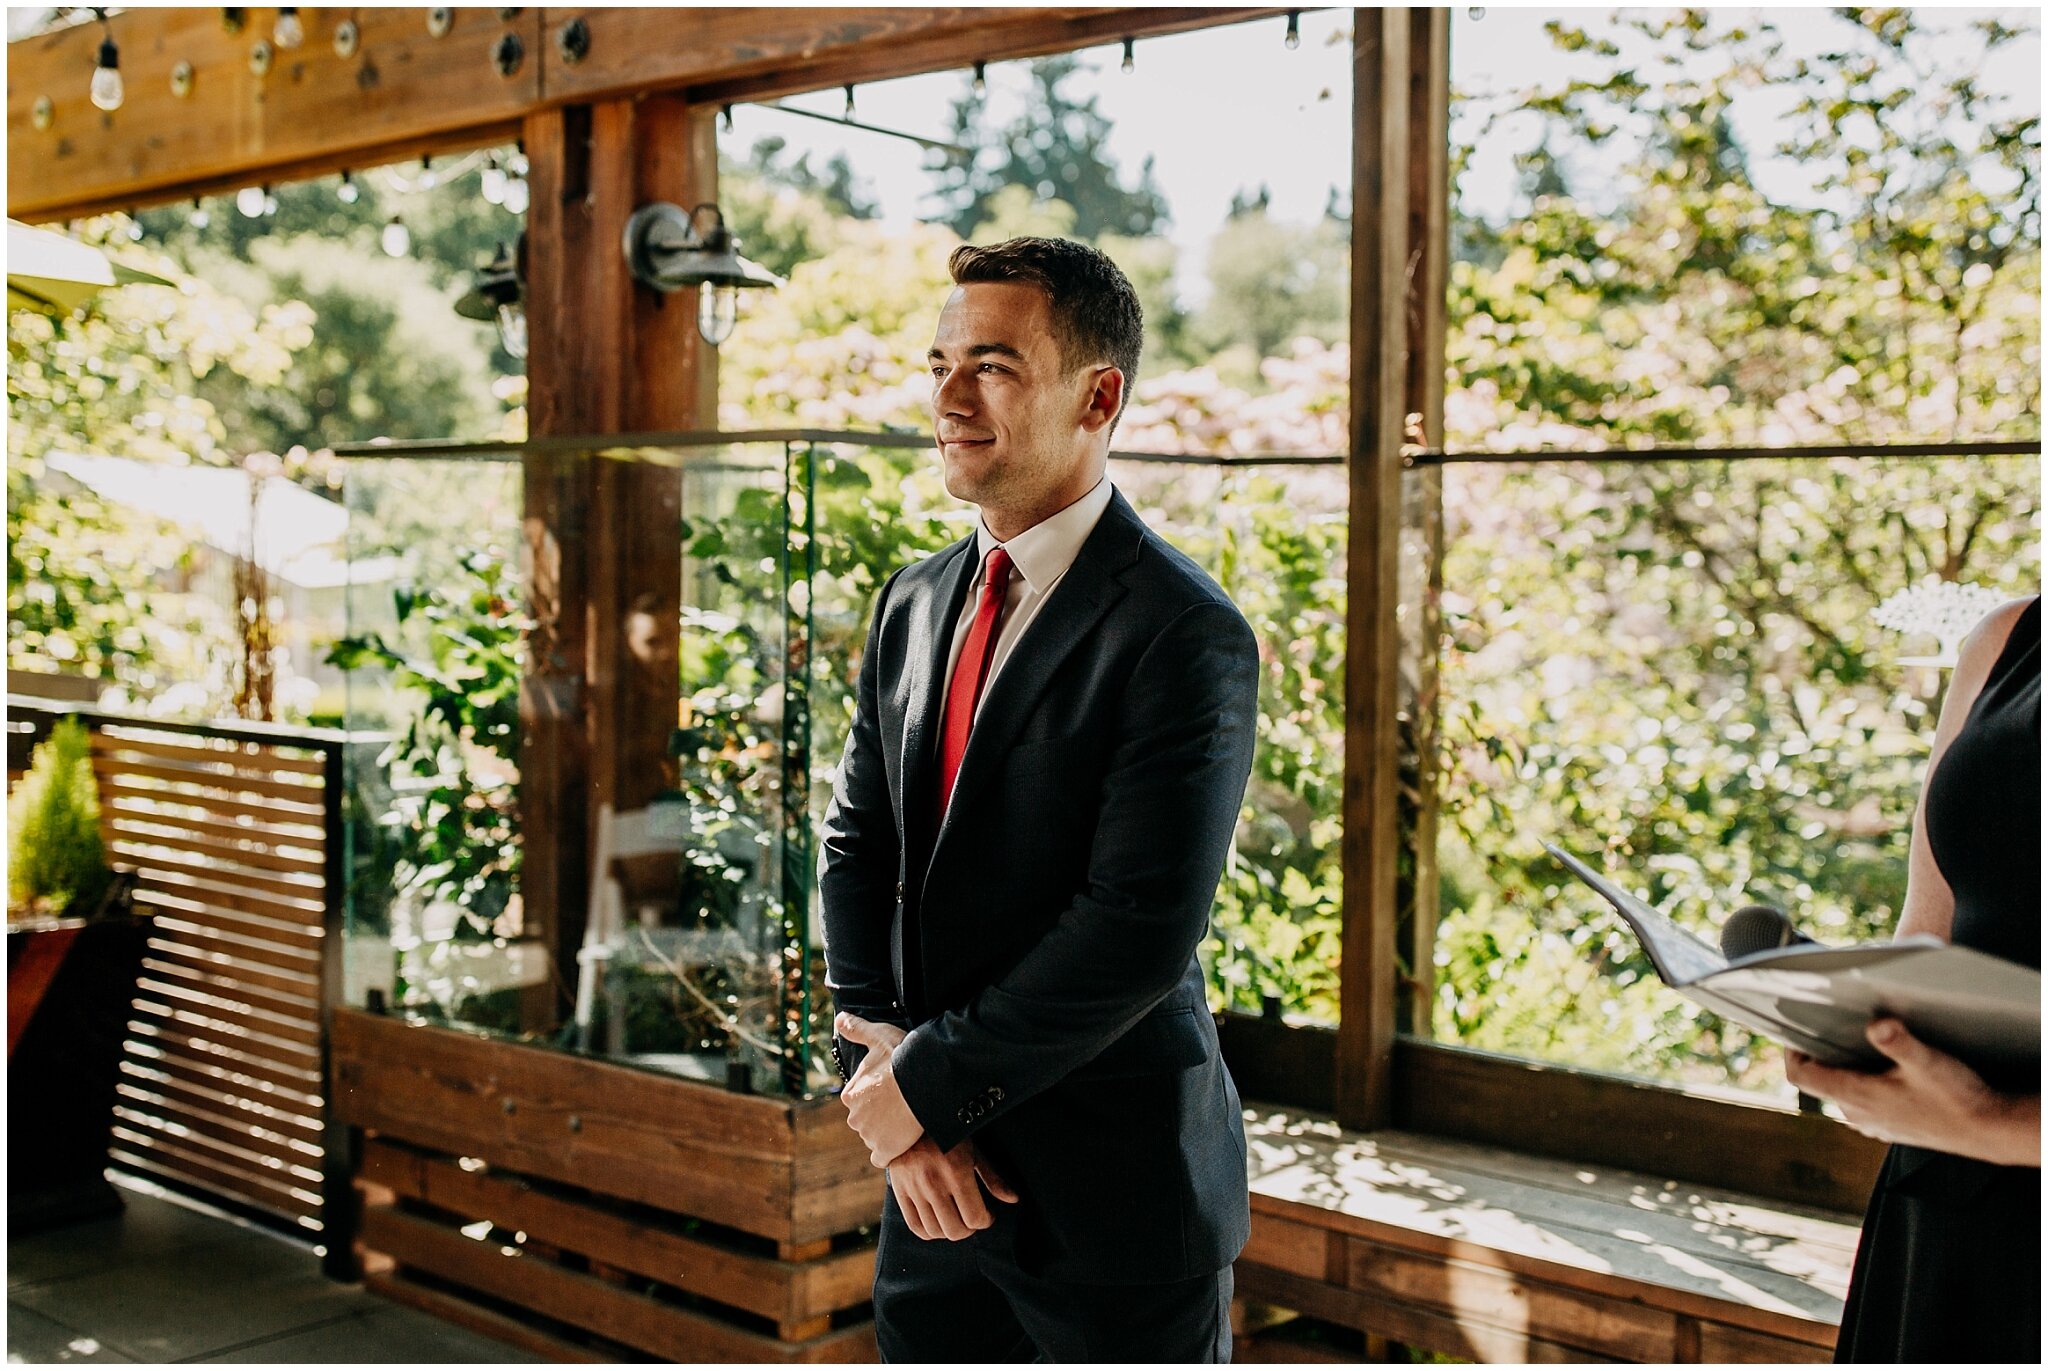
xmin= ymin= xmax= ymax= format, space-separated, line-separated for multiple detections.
xmin=8 ymin=697 xmax=350 ymax=1262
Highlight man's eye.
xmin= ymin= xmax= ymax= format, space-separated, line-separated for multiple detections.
xmin=979 ymin=363 xmax=1004 ymax=374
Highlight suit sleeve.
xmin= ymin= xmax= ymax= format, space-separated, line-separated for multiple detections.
xmin=890 ymin=599 xmax=1260 ymax=1152
xmin=819 ymin=567 xmax=911 ymax=1084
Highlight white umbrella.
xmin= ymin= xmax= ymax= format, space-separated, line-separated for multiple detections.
xmin=7 ymin=219 xmax=174 ymax=315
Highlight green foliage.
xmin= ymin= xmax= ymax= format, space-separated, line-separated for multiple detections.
xmin=7 ymin=216 xmax=310 ymax=701
xmin=7 ymin=717 xmax=110 ymax=918
xmin=325 ymin=550 xmax=527 ymax=940
xmin=1432 ymin=8 xmax=2041 ymax=1088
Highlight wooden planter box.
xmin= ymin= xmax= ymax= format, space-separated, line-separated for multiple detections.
xmin=330 ymin=1008 xmax=881 ymax=1362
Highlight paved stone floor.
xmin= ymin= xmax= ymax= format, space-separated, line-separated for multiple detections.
xmin=7 ymin=1173 xmax=541 ymax=1364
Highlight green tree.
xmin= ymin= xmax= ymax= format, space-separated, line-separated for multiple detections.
xmin=1431 ymin=7 xmax=2041 ymax=1088
xmin=928 ymin=55 xmax=1170 ymax=242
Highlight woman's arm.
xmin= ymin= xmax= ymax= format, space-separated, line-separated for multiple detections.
xmin=1893 ymin=596 xmax=2034 ymax=942
xmin=1785 ymin=597 xmax=2040 ymax=1167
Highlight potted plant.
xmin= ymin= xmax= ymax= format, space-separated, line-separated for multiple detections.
xmin=7 ymin=715 xmax=147 ymax=1232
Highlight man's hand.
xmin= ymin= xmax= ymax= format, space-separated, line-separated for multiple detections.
xmin=837 ymin=1012 xmax=924 ymax=1166
xmin=1787 ymin=1017 xmax=2041 ymax=1167
xmin=887 ymin=1135 xmax=1022 ymax=1241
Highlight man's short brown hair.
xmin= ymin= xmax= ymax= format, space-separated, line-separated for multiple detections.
xmin=948 ymin=237 xmax=1143 ymax=433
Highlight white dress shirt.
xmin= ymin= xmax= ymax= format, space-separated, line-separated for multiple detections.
xmin=941 ymin=476 xmax=1116 ymax=724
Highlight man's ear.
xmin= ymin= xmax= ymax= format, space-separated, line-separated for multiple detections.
xmin=1078 ymin=366 xmax=1125 ymax=434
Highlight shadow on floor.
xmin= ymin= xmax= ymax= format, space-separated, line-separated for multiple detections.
xmin=7 ymin=1172 xmax=542 ymax=1364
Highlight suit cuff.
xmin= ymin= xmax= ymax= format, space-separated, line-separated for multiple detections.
xmin=892 ymin=1022 xmax=1007 ymax=1154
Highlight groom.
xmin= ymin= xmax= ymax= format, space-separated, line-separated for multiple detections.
xmin=820 ymin=236 xmax=1260 ymax=1362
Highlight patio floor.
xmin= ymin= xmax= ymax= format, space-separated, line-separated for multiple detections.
xmin=7 ymin=1172 xmax=541 ymax=1364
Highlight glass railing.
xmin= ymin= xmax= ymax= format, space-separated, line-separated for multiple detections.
xmin=331 ymin=433 xmax=1348 ymax=1097
xmin=1431 ymin=448 xmax=2042 ymax=1097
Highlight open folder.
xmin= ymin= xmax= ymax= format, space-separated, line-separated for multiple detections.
xmin=1546 ymin=843 xmax=2040 ymax=1083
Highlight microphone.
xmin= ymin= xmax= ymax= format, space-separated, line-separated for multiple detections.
xmin=1719 ymin=904 xmax=1816 ymax=962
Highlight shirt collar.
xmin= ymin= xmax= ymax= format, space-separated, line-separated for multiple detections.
xmin=974 ymin=476 xmax=1114 ymax=594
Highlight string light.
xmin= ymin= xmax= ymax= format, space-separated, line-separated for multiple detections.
xmin=89 ymin=9 xmax=123 ymax=112
xmin=381 ymin=216 xmax=411 ymax=258
xmin=502 ymin=175 xmax=529 ymax=215
xmin=418 ymin=155 xmax=439 ymax=190
xmin=721 ymin=103 xmax=733 ymax=133
xmin=1120 ymin=37 xmax=1135 ymax=74
xmin=273 ymin=6 xmax=304 ymax=49
xmin=972 ymin=61 xmax=987 ymax=96
xmin=237 ymin=185 xmax=267 ymax=217
xmin=337 ymin=170 xmax=360 ymax=204
xmin=1284 ymin=10 xmax=1300 ymax=49
xmin=843 ymin=83 xmax=856 ymax=117
xmin=189 ymin=198 xmax=211 ymax=229
xmin=480 ymin=156 xmax=508 ymax=205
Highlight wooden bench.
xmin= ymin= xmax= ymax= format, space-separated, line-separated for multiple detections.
xmin=1234 ymin=1105 xmax=1859 ymax=1363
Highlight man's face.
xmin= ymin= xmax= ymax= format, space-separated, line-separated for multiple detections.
xmin=927 ymin=281 xmax=1100 ymax=511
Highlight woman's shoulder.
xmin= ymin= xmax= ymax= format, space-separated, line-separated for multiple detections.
xmin=1957 ymin=595 xmax=2038 ymax=675
xmin=1946 ymin=595 xmax=2040 ymax=716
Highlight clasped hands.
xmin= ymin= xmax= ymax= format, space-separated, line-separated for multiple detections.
xmin=837 ymin=1012 xmax=1020 ymax=1241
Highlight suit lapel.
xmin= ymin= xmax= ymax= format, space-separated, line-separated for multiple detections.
xmin=926 ymin=491 xmax=1145 ymax=861
xmin=896 ymin=534 xmax=979 ymax=841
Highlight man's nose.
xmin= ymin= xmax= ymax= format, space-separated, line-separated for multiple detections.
xmin=934 ymin=368 xmax=975 ymax=417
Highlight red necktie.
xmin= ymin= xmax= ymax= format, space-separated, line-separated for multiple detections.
xmin=937 ymin=546 xmax=1014 ymax=818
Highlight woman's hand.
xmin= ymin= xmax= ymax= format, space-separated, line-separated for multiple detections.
xmin=1786 ymin=1017 xmax=2040 ymax=1167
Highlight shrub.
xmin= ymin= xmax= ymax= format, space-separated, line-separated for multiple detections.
xmin=7 ymin=717 xmax=111 ymax=919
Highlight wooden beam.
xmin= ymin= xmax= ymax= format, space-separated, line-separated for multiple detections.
xmin=7 ymin=7 xmax=1289 ymax=222
xmin=1393 ymin=9 xmax=1451 ymax=1036
xmin=519 ymin=94 xmax=710 ymax=1028
xmin=1335 ymin=9 xmax=1413 ymax=1132
xmin=7 ymin=7 xmax=540 ymax=221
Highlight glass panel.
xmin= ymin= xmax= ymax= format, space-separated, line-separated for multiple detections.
xmin=1433 ymin=454 xmax=2040 ymax=1094
xmin=336 ymin=435 xmax=1353 ymax=1091
xmin=336 ymin=441 xmax=822 ymax=1094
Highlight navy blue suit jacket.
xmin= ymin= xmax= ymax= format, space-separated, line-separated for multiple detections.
xmin=820 ymin=486 xmax=1259 ymax=1284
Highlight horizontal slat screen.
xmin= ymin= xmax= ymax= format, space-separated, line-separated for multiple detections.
xmin=9 ymin=703 xmax=342 ymax=1239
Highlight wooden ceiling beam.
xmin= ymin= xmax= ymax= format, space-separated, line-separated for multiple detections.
xmin=7 ymin=6 xmax=1292 ymax=223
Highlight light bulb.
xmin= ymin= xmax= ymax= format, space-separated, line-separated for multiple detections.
xmin=337 ymin=173 xmax=359 ymax=204
xmin=90 ymin=39 xmax=124 ymax=111
xmin=972 ymin=61 xmax=987 ymax=96
xmin=1284 ymin=11 xmax=1300 ymax=49
xmin=273 ymin=7 xmax=304 ymax=49
xmin=263 ymin=192 xmax=279 ymax=216
xmin=126 ymin=220 xmax=143 ymax=241
xmin=502 ymin=177 xmax=530 ymax=216
xmin=190 ymin=203 xmax=211 ymax=229
xmin=382 ymin=217 xmax=411 ymax=258
xmin=480 ymin=163 xmax=508 ymax=204
xmin=237 ymin=185 xmax=267 ymax=217
xmin=1121 ymin=38 xmax=1135 ymax=74
xmin=495 ymin=303 xmax=528 ymax=360
xmin=843 ymin=84 xmax=856 ymax=117
xmin=697 ymin=283 xmax=738 ymax=347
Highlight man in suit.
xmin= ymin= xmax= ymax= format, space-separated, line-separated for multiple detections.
xmin=820 ymin=237 xmax=1261 ymax=1362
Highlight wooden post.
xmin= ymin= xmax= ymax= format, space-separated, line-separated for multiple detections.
xmin=519 ymin=94 xmax=717 ymax=1028
xmin=1394 ymin=10 xmax=1451 ymax=1037
xmin=1336 ymin=9 xmax=1414 ymax=1131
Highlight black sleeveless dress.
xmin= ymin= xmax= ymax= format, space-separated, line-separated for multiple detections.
xmin=1834 ymin=596 xmax=2041 ymax=1363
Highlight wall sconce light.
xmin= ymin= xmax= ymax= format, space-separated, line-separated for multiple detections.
xmin=621 ymin=202 xmax=783 ymax=347
xmin=455 ymin=237 xmax=528 ymax=359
